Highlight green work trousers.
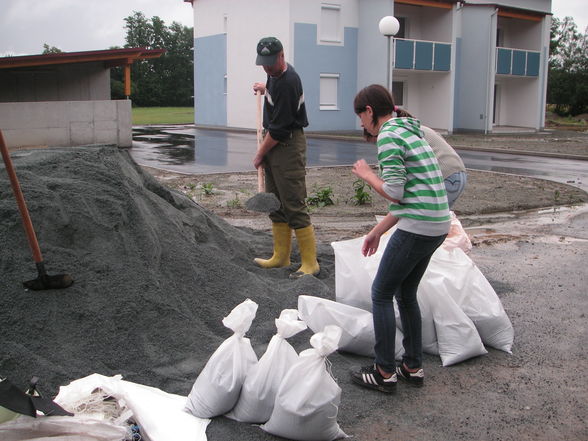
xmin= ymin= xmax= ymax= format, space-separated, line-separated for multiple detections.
xmin=264 ymin=129 xmax=311 ymax=230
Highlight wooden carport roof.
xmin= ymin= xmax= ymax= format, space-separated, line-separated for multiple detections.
xmin=0 ymin=48 xmax=165 ymax=97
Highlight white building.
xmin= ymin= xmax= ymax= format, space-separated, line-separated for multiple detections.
xmin=183 ymin=0 xmax=551 ymax=133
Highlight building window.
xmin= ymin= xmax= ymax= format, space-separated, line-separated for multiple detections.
xmin=320 ymin=3 xmax=341 ymax=43
xmin=396 ymin=17 xmax=407 ymax=39
xmin=320 ymin=73 xmax=339 ymax=110
xmin=392 ymin=81 xmax=404 ymax=106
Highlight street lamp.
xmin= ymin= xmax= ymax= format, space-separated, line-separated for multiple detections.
xmin=378 ymin=16 xmax=400 ymax=92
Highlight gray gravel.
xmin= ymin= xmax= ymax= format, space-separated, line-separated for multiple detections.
xmin=1 ymin=145 xmax=586 ymax=440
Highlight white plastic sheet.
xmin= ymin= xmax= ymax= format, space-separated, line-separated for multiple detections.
xmin=262 ymin=325 xmax=347 ymax=441
xmin=442 ymin=211 xmax=472 ymax=253
xmin=53 ymin=373 xmax=209 ymax=441
xmin=226 ymin=309 xmax=307 ymax=423
xmin=185 ymin=298 xmax=258 ymax=418
xmin=298 ymin=295 xmax=405 ymax=360
xmin=0 ymin=414 xmax=128 ymax=441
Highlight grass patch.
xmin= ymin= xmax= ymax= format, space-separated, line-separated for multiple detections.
xmin=132 ymin=107 xmax=194 ymax=125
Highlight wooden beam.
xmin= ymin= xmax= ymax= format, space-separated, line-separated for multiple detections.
xmin=124 ymin=63 xmax=131 ymax=97
xmin=498 ymin=10 xmax=543 ymax=22
xmin=395 ymin=0 xmax=454 ymax=9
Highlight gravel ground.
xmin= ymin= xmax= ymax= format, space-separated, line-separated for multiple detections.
xmin=146 ymin=130 xmax=588 ymax=441
xmin=1 ymin=130 xmax=587 ymax=441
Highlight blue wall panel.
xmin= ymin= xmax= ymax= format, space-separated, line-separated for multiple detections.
xmin=512 ymin=50 xmax=526 ymax=76
xmin=497 ymin=48 xmax=511 ymax=75
xmin=294 ymin=23 xmax=358 ymax=131
xmin=526 ymin=52 xmax=540 ymax=76
xmin=194 ymin=34 xmax=227 ymax=126
xmin=395 ymin=39 xmax=414 ymax=69
xmin=415 ymin=41 xmax=433 ymax=70
xmin=434 ymin=43 xmax=451 ymax=71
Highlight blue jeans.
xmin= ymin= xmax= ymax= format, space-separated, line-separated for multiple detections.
xmin=372 ymin=229 xmax=447 ymax=372
xmin=444 ymin=171 xmax=467 ymax=209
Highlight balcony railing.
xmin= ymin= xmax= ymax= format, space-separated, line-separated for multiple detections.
xmin=496 ymin=47 xmax=540 ymax=77
xmin=394 ymin=38 xmax=452 ymax=72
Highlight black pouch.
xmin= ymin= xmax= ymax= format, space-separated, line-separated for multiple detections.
xmin=0 ymin=376 xmax=73 ymax=418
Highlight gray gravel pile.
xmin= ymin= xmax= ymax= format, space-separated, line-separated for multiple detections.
xmin=0 ymin=146 xmax=333 ymax=399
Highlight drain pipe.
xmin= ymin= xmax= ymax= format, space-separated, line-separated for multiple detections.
xmin=485 ymin=7 xmax=498 ymax=134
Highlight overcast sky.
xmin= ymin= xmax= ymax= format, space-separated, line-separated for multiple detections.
xmin=0 ymin=0 xmax=585 ymax=56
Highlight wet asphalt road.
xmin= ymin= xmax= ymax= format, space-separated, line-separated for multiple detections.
xmin=129 ymin=126 xmax=588 ymax=192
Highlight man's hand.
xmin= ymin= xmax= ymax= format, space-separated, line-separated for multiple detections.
xmin=253 ymin=153 xmax=264 ymax=169
xmin=253 ymin=82 xmax=266 ymax=95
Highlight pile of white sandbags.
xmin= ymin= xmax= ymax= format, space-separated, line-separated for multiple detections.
xmin=184 ymin=299 xmax=347 ymax=441
xmin=330 ymin=220 xmax=514 ymax=366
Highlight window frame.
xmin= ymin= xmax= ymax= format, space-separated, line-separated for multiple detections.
xmin=319 ymin=73 xmax=340 ymax=111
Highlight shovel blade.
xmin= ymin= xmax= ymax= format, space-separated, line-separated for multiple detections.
xmin=23 ymin=274 xmax=73 ymax=291
xmin=245 ymin=192 xmax=281 ymax=213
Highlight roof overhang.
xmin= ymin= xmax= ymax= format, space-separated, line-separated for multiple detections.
xmin=462 ymin=2 xmax=547 ymax=21
xmin=0 ymin=48 xmax=166 ymax=70
xmin=395 ymin=0 xmax=458 ymax=9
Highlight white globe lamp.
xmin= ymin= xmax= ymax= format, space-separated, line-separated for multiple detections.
xmin=378 ymin=16 xmax=400 ymax=91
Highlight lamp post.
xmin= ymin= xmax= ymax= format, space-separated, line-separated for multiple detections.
xmin=378 ymin=16 xmax=400 ymax=92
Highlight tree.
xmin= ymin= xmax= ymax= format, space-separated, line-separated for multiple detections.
xmin=113 ymin=11 xmax=194 ymax=107
xmin=42 ymin=44 xmax=62 ymax=54
xmin=548 ymin=17 xmax=588 ymax=116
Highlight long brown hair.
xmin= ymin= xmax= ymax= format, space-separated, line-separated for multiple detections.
xmin=354 ymin=84 xmax=395 ymax=127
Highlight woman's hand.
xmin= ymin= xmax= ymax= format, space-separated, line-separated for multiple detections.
xmin=352 ymin=159 xmax=375 ymax=181
xmin=361 ymin=229 xmax=381 ymax=257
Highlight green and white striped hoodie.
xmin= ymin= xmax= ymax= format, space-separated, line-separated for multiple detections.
xmin=378 ymin=117 xmax=451 ymax=236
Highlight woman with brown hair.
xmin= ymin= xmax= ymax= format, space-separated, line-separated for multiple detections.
xmin=350 ymin=84 xmax=450 ymax=393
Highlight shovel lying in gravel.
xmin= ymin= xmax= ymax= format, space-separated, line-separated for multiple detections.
xmin=0 ymin=130 xmax=73 ymax=290
xmin=245 ymin=91 xmax=281 ymax=213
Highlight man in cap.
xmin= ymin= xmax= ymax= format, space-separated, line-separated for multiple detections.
xmin=252 ymin=36 xmax=319 ymax=278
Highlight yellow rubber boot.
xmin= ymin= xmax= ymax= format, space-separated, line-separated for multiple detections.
xmin=291 ymin=225 xmax=320 ymax=278
xmin=254 ymin=222 xmax=292 ymax=268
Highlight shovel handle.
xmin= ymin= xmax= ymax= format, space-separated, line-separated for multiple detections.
xmin=256 ymin=91 xmax=265 ymax=193
xmin=0 ymin=130 xmax=44 ymax=264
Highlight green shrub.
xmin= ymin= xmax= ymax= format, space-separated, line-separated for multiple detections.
xmin=351 ymin=179 xmax=372 ymax=205
xmin=306 ymin=185 xmax=335 ymax=208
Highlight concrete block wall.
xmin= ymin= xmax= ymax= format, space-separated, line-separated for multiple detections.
xmin=0 ymin=100 xmax=132 ymax=148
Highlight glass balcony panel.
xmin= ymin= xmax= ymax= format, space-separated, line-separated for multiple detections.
xmin=497 ymin=48 xmax=512 ymax=75
xmin=512 ymin=50 xmax=526 ymax=76
xmin=433 ymin=43 xmax=451 ymax=71
xmin=415 ymin=41 xmax=433 ymax=70
xmin=395 ymin=39 xmax=414 ymax=69
xmin=526 ymin=52 xmax=540 ymax=76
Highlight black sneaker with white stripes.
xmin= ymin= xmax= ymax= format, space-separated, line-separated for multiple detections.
xmin=350 ymin=364 xmax=397 ymax=393
xmin=396 ymin=363 xmax=424 ymax=387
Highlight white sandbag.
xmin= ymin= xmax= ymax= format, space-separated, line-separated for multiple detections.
xmin=442 ymin=212 xmax=472 ymax=254
xmin=226 ymin=309 xmax=307 ymax=423
xmin=185 ymin=298 xmax=258 ymax=418
xmin=298 ymin=295 xmax=405 ymax=360
xmin=429 ymin=247 xmax=514 ymax=353
xmin=420 ymin=268 xmax=488 ymax=366
xmin=332 ymin=233 xmax=439 ymax=356
xmin=54 ymin=373 xmax=209 ymax=441
xmin=262 ymin=326 xmax=347 ymax=441
xmin=417 ymin=292 xmax=440 ymax=356
xmin=331 ymin=235 xmax=384 ymax=312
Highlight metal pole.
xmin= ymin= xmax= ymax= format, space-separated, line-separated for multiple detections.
xmin=386 ymin=35 xmax=392 ymax=91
